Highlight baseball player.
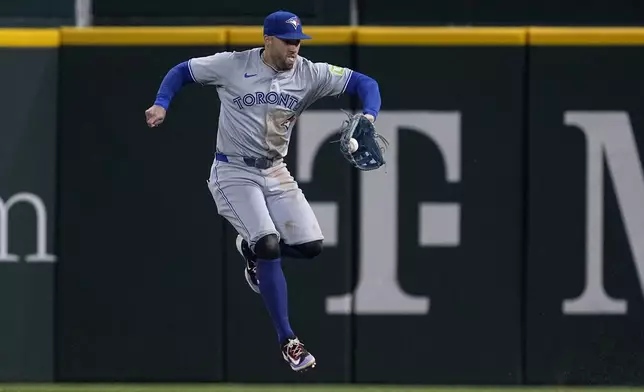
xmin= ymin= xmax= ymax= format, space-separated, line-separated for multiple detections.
xmin=144 ymin=10 xmax=381 ymax=373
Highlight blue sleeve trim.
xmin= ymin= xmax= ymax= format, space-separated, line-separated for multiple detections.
xmin=344 ymin=71 xmax=381 ymax=119
xmin=153 ymin=61 xmax=195 ymax=110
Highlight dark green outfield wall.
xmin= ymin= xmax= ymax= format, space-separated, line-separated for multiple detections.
xmin=0 ymin=47 xmax=58 ymax=382
xmin=3 ymin=27 xmax=644 ymax=385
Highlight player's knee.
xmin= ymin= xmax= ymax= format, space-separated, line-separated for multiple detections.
xmin=254 ymin=234 xmax=281 ymax=260
xmin=297 ymin=240 xmax=323 ymax=259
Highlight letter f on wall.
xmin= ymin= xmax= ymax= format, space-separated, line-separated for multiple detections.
xmin=296 ymin=110 xmax=461 ymax=315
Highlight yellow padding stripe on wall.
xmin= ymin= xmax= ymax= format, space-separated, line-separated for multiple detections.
xmin=357 ymin=27 xmax=527 ymax=45
xmin=0 ymin=29 xmax=59 ymax=47
xmin=529 ymin=27 xmax=644 ymax=45
xmin=4 ymin=27 xmax=644 ymax=47
xmin=60 ymin=27 xmax=227 ymax=45
xmin=59 ymin=26 xmax=527 ymax=46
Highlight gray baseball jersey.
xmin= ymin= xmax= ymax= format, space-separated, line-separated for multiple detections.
xmin=189 ymin=47 xmax=353 ymax=159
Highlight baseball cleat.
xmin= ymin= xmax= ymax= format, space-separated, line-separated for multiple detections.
xmin=281 ymin=337 xmax=316 ymax=372
xmin=235 ymin=234 xmax=260 ymax=294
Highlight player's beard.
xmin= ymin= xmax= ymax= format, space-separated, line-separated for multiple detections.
xmin=263 ymin=46 xmax=297 ymax=71
xmin=282 ymin=53 xmax=297 ymax=70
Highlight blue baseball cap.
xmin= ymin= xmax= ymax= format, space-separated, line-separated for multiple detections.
xmin=263 ymin=10 xmax=312 ymax=40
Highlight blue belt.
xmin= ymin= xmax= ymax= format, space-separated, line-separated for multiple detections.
xmin=216 ymin=152 xmax=276 ymax=170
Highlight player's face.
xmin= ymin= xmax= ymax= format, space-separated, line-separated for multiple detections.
xmin=267 ymin=37 xmax=300 ymax=70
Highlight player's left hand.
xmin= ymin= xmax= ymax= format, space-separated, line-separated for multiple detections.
xmin=337 ymin=110 xmax=388 ymax=171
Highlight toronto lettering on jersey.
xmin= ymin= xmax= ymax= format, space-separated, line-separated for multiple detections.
xmin=232 ymin=91 xmax=300 ymax=110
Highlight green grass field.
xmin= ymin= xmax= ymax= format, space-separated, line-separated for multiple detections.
xmin=1 ymin=385 xmax=644 ymax=392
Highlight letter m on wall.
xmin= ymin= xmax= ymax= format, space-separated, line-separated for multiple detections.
xmin=563 ymin=111 xmax=644 ymax=315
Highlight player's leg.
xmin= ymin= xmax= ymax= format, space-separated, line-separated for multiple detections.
xmin=250 ymin=230 xmax=316 ymax=372
xmin=207 ymin=159 xmax=315 ymax=372
xmin=279 ymin=239 xmax=323 ymax=259
xmin=207 ymin=160 xmax=273 ymax=293
xmin=258 ymin=161 xmax=319 ymax=371
xmin=207 ymin=160 xmax=293 ymax=339
xmin=215 ymin=173 xmax=266 ymax=292
xmin=234 ymin=234 xmax=260 ymax=293
xmin=236 ymin=233 xmax=322 ymax=273
xmin=251 ymin=232 xmax=316 ymax=372
xmin=263 ymin=162 xmax=325 ymax=256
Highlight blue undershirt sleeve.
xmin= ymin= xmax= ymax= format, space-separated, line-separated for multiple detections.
xmin=343 ymin=71 xmax=382 ymax=120
xmin=153 ymin=61 xmax=195 ymax=110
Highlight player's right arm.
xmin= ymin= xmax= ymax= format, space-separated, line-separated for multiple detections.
xmin=145 ymin=52 xmax=234 ymax=128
